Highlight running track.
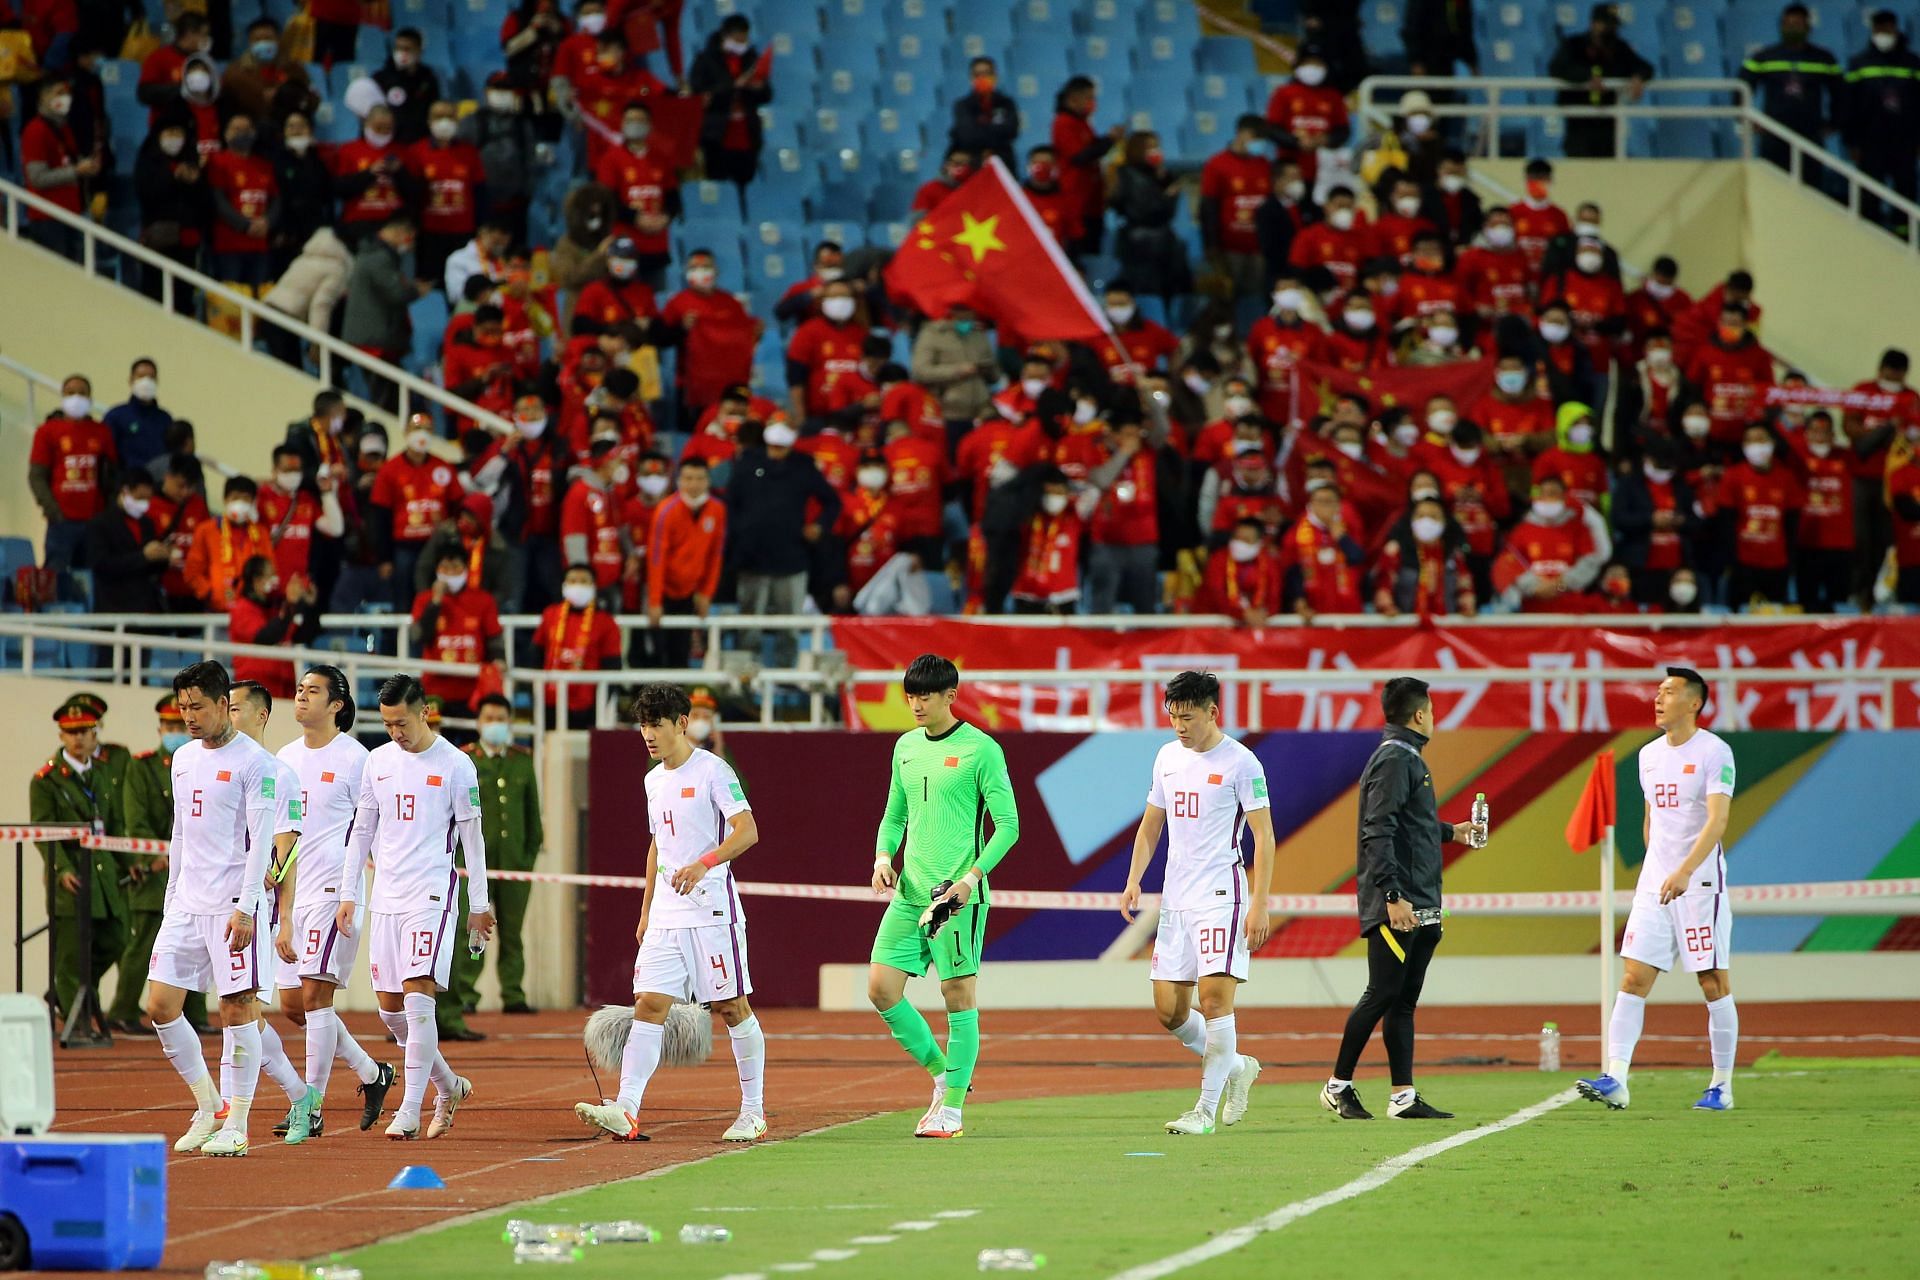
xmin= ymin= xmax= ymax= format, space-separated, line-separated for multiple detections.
xmin=42 ymin=1002 xmax=1919 ymax=1276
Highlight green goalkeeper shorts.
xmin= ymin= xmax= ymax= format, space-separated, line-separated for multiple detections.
xmin=870 ymin=895 xmax=988 ymax=980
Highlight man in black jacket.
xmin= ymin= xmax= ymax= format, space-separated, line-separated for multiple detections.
xmin=1844 ymin=11 xmax=1920 ymax=229
xmin=1322 ymin=677 xmax=1484 ymax=1120
xmin=1549 ymin=4 xmax=1653 ymax=158
xmin=728 ymin=423 xmax=841 ymax=667
xmin=947 ymin=57 xmax=1020 ymax=169
xmin=688 ymin=15 xmax=772 ymax=202
xmin=84 ymin=473 xmax=170 ymax=613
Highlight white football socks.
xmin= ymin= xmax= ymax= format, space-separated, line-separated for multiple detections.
xmin=400 ymin=992 xmax=446 ymax=1116
xmin=1197 ymin=1016 xmax=1237 ymax=1116
xmin=1607 ymin=991 xmax=1646 ymax=1081
xmin=617 ymin=1018 xmax=665 ymax=1115
xmin=1707 ymin=995 xmax=1738 ymax=1088
xmin=225 ymin=1021 xmax=263 ymax=1130
xmin=305 ymin=1008 xmax=338 ymax=1093
xmin=729 ymin=1015 xmax=766 ymax=1117
xmin=333 ymin=1014 xmax=380 ymax=1085
xmin=156 ymin=1016 xmax=218 ymax=1111
xmin=1171 ymin=1010 xmax=1207 ymax=1058
xmin=258 ymin=1018 xmax=305 ymax=1103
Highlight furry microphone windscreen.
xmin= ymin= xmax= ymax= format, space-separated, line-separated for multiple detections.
xmin=583 ymin=1003 xmax=715 ymax=1073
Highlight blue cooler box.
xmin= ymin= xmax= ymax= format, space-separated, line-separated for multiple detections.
xmin=0 ymin=1135 xmax=166 ymax=1271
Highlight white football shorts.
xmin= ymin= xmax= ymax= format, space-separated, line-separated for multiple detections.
xmin=149 ymin=908 xmax=266 ymax=997
xmin=366 ymin=906 xmax=457 ymax=993
xmin=632 ymin=922 xmax=752 ymax=1003
xmin=1622 ymin=893 xmax=1732 ymax=974
xmin=1151 ymin=901 xmax=1251 ymax=984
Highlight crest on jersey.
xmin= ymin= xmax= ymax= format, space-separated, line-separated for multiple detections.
xmin=468 ymin=786 xmax=480 ymax=806
xmin=1720 ymin=764 xmax=1735 ymax=785
xmin=1252 ymin=777 xmax=1268 ymax=800
xmin=729 ymin=782 xmax=745 ymax=801
xmin=261 ymin=776 xmax=275 ymax=798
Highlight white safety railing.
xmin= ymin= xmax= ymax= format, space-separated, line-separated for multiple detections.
xmin=0 ymin=176 xmax=513 ymax=433
xmin=0 ymin=352 xmax=60 ymax=424
xmin=1355 ymin=75 xmax=1920 ymax=251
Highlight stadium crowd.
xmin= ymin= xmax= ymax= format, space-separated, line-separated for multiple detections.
xmin=13 ymin=0 xmax=1920 ymax=665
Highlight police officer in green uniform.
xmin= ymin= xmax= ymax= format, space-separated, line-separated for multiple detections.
xmin=107 ymin=694 xmax=210 ymax=1034
xmin=464 ymin=693 xmax=544 ymax=1014
xmin=422 ymin=697 xmax=486 ymax=1041
xmin=29 ymin=696 xmax=131 ymax=1023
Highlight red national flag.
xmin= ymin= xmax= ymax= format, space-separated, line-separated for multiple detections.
xmin=1564 ymin=751 xmax=1616 ymax=853
xmin=750 ymin=44 xmax=774 ymax=83
xmin=1207 ymin=773 xmax=1224 ymax=785
xmin=215 ymin=770 xmax=231 ymax=782
xmin=883 ymin=156 xmax=1112 ymax=344
xmin=321 ymin=771 xmax=336 ymax=783
xmin=1683 ymin=763 xmax=1696 ymax=774
xmin=1296 ymin=356 xmax=1496 ymax=423
xmin=427 ymin=775 xmax=443 ymax=788
xmin=944 ymin=756 xmax=960 ymax=767
xmin=681 ymin=786 xmax=697 ymax=798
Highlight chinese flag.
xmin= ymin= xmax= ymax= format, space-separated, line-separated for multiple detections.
xmin=750 ymin=45 xmax=774 ymax=83
xmin=1564 ymin=751 xmax=1616 ymax=853
xmin=883 ymin=157 xmax=1110 ymax=343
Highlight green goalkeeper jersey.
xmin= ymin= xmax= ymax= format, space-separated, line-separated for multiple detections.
xmin=875 ymin=721 xmax=1020 ymax=907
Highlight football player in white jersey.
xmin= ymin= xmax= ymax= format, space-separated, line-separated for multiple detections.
xmin=276 ymin=666 xmax=394 ymax=1143
xmin=1120 ymin=671 xmax=1275 ymax=1136
xmin=575 ymin=683 xmax=766 ymax=1144
xmin=143 ymin=662 xmax=280 ymax=1156
xmin=1579 ymin=667 xmax=1740 ymax=1112
xmin=336 ymin=675 xmax=494 ymax=1140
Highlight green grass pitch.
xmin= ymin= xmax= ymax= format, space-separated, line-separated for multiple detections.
xmin=338 ymin=1066 xmax=1914 ymax=1279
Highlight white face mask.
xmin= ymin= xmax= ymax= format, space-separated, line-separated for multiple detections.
xmin=1670 ymin=579 xmax=1698 ymax=606
xmin=430 ymin=118 xmax=458 ymax=142
xmin=184 ymin=69 xmax=212 ymax=95
xmin=1879 ymin=378 xmax=1905 ymax=392
xmin=1645 ymin=279 xmax=1674 ymax=300
xmin=1406 ymin=113 xmax=1432 ymax=135
xmin=1574 ymin=220 xmax=1602 ymax=239
xmin=1495 ymin=369 xmax=1530 ymax=396
xmin=226 ymin=499 xmax=255 ymax=523
xmin=1568 ymin=424 xmax=1595 ymax=447
xmin=1041 ymin=492 xmax=1069 ymax=516
xmin=479 ymin=720 xmax=512 ymax=747
xmin=821 ymin=296 xmax=857 ymax=323
xmin=1393 ymin=195 xmax=1421 ymax=218
xmin=159 ymin=133 xmax=186 ymax=156
xmin=1427 ymin=325 xmax=1458 ymax=348
xmin=687 ymin=715 xmax=714 ymax=742
xmin=1344 ymin=309 xmax=1375 ymax=332
xmin=724 ymin=37 xmax=751 ymax=54
xmin=579 ymin=12 xmax=607 ymax=33
xmin=562 ymin=582 xmax=597 ymax=609
xmin=638 ymin=473 xmax=669 ymax=498
xmin=1531 ymin=499 xmax=1566 ymax=521
xmin=62 ymin=394 xmax=91 ymax=419
xmin=1873 ymin=31 xmax=1899 ymax=52
xmin=487 ymin=91 xmax=519 ymax=112
xmin=1644 ymin=465 xmax=1675 ymax=485
xmin=46 ymin=94 xmax=72 ymax=116
xmin=1484 ymin=224 xmax=1515 ymax=249
xmin=1411 ymin=516 xmax=1446 ymax=543
xmin=607 ymin=462 xmax=630 ymax=486
xmin=1295 ymin=63 xmax=1326 ymax=86
xmin=623 ymin=120 xmax=651 ymax=142
xmin=1327 ymin=206 xmax=1355 ymax=232
xmin=1683 ymin=414 xmax=1713 ymax=439
xmin=1411 ymin=487 xmax=1440 ymax=503
xmin=1439 ymin=173 xmax=1465 ymax=194
xmin=1227 ymin=538 xmax=1260 ymax=563
xmin=763 ymin=423 xmax=798 ymax=448
xmin=682 ymin=490 xmax=708 ymax=509
xmin=120 ymin=493 xmax=151 ymax=519
xmin=1334 ymin=439 xmax=1364 ymax=461
xmin=816 ymin=266 xmax=845 ymax=283
xmin=1021 ymin=377 xmax=1048 ymax=398
xmin=1391 ymin=422 xmax=1421 ymax=448
xmin=1073 ymin=400 xmax=1098 ymax=426
xmin=1808 ymin=440 xmax=1832 ymax=458
xmin=130 ymin=376 xmax=158 ymax=401
xmin=285 ymin=134 xmax=314 ymax=156
xmin=365 ymin=127 xmax=393 ymax=148
xmin=1539 ymin=320 xmax=1571 ymax=344
xmin=1223 ymin=394 xmax=1254 ymax=418
xmin=1427 ymin=409 xmax=1456 ymax=433
xmin=857 ymin=466 xmax=888 ymax=491
xmin=1646 ymin=347 xmax=1673 ymax=369
xmin=687 ymin=267 xmax=717 ymax=288
xmin=439 ymin=572 xmax=468 ymax=593
xmin=1272 ymin=288 xmax=1304 ymax=314
xmin=275 ymin=470 xmax=303 ymax=493
xmin=407 ymin=431 xmax=433 ymax=455
xmin=1575 ymin=250 xmax=1604 ymax=274
xmin=517 ymin=415 xmax=548 ymax=439
xmin=1281 ymin=179 xmax=1306 ymax=201
xmin=1105 ymin=303 xmax=1135 ymax=325
xmin=393 ymin=49 xmax=418 ymax=68
xmin=1743 ymin=442 xmax=1775 ymax=467
xmin=1450 ymin=445 xmax=1481 ymax=466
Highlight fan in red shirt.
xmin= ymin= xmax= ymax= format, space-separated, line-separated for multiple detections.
xmin=1508 ymin=159 xmax=1570 ymax=273
xmin=1022 ymin=145 xmax=1083 ymax=245
xmin=1457 ymin=207 xmax=1536 ymax=322
xmin=1371 ymin=499 xmax=1478 ymax=617
xmin=560 ymin=439 xmax=629 ymax=590
xmin=594 ymin=101 xmax=679 ymax=270
xmin=1206 ymin=447 xmax=1290 ymax=543
xmin=571 ymin=236 xmax=659 ymax=335
xmin=575 ymin=30 xmax=669 ymax=168
xmin=1844 ymin=348 xmax=1920 ymax=496
xmin=1373 ymin=178 xmax=1439 ymax=265
xmin=1010 ymin=470 xmax=1088 ymax=614
xmin=368 ymin=420 xmax=463 ymax=594
xmin=1532 ymin=402 xmax=1610 ymax=510
xmin=1199 ymin=117 xmax=1272 ymax=263
xmin=405 ymin=102 xmax=486 ymax=284
xmin=1418 ymin=420 xmax=1511 ymax=576
xmin=1090 ymin=284 xmax=1180 ymax=385
xmin=835 ymin=458 xmax=904 ymax=602
xmin=1718 ymin=424 xmax=1804 ymax=605
xmin=1197 ymin=519 xmax=1282 ymax=623
xmin=1471 ymin=355 xmax=1556 ymax=462
xmin=227 ymin=555 xmax=320 ymax=699
xmin=1889 ymin=448 xmax=1920 ymax=605
xmin=532 ymin=564 xmax=623 ymax=726
xmin=1493 ymin=476 xmax=1601 ymax=611
xmin=1325 ymin=292 xmax=1390 ymax=370
xmin=1289 ymin=187 xmax=1374 ymax=292
xmin=1263 ymin=45 xmax=1348 ymax=184
xmin=645 ymin=458 xmax=726 ymax=666
xmin=136 ymin=15 xmax=208 ymax=123
xmin=331 ymin=105 xmax=414 ymax=241
xmin=911 ymin=148 xmax=975 ymax=214
xmin=411 ymin=546 xmax=507 ymax=708
xmin=562 ymin=366 xmax=654 ymax=460
xmin=1541 ymin=238 xmax=1627 ymax=374
xmin=1784 ymin=413 xmax=1856 ymax=612
xmin=659 ymin=250 xmax=760 ymax=412
xmin=547 ymin=0 xmax=601 ymax=93
xmin=151 ymin=459 xmax=211 ymax=610
xmin=797 ymin=410 xmax=863 ymax=496
xmin=29 ymin=379 xmax=116 ymax=538
xmin=1086 ymin=418 xmax=1161 ymax=613
xmin=881 ymin=419 xmax=946 ymax=552
xmin=1670 ymin=273 xmax=1765 ymax=363
xmin=202 ymin=114 xmax=279 ymax=284
xmin=1390 ymin=232 xmax=1465 ymax=326
xmin=442 ymin=305 xmax=519 ymax=420
xmin=786 ymin=280 xmax=870 ymax=421
xmin=20 ymin=82 xmax=92 ymax=230
xmin=989 ymin=352 xmax=1057 ymax=426
xmin=1246 ymin=278 xmax=1328 ymax=422
xmin=257 ymin=445 xmax=344 ymax=584
xmin=1280 ymin=484 xmax=1365 ymax=617
xmin=1623 ymin=255 xmax=1692 ymax=356
xmin=503 ymin=394 xmax=569 ymax=568
xmin=1682 ymin=301 xmax=1774 ymax=444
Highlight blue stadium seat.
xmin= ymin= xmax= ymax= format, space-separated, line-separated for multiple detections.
xmin=810 ymin=219 xmax=863 ymax=253
xmin=868 ymin=219 xmax=911 ymax=249
xmin=867 ymin=178 xmax=917 ymax=221
xmin=821 ymin=0 xmax=879 ymax=42
xmin=884 ymin=28 xmax=943 ymax=80
xmin=1723 ymin=5 xmax=1781 ymax=62
xmin=1008 ymin=43 xmax=1072 ymax=91
xmin=1194 ymin=36 xmax=1257 ymax=78
xmin=259 ymin=0 xmax=298 ymax=25
xmin=1011 ymin=0 xmax=1074 ymax=40
xmin=753 ymin=149 xmax=813 ymax=207
xmin=1139 ymin=29 xmax=1200 ymax=77
xmin=860 ymin=111 xmax=928 ymax=162
xmin=1125 ymin=80 xmax=1189 ymax=138
xmin=886 ymin=0 xmax=955 ymax=38
xmin=759 ymin=105 xmax=803 ymax=153
xmin=810 ymin=106 xmax=856 ymax=151
xmin=1361 ymin=0 xmax=1406 ymax=62
xmin=762 ymin=13 xmax=824 ymax=67
xmin=1178 ymin=111 xmax=1229 ymax=161
xmin=873 ymin=146 xmax=928 ymax=182
xmin=818 ymin=65 xmax=880 ymax=116
xmin=1479 ymin=32 xmax=1544 ymax=79
xmin=394 ymin=0 xmax=447 ymax=27
xmin=1661 ymin=30 xmax=1728 ymax=78
xmin=1611 ymin=0 xmax=1669 ymax=55
xmin=1193 ymin=72 xmax=1260 ymax=118
xmin=747 ymin=242 xmax=804 ymax=295
xmin=354 ymin=25 xmax=389 ymax=65
xmin=809 ymin=180 xmax=872 ymax=222
xmin=955 ymin=7 xmax=1015 ymax=49
xmin=1079 ymin=33 xmax=1135 ymax=93
xmin=684 ymin=180 xmax=746 ymax=230
xmin=1490 ymin=1 xmax=1557 ymax=44
xmin=313 ymin=99 xmax=361 ymax=144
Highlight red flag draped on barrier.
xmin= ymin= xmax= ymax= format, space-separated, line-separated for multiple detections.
xmin=882 ymin=156 xmax=1111 ymax=344
xmin=1297 ymin=356 xmax=1498 ymax=420
xmin=1565 ymin=750 xmax=1617 ymax=853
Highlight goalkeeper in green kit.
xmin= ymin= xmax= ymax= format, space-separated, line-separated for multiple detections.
xmin=870 ymin=654 xmax=1019 ymax=1139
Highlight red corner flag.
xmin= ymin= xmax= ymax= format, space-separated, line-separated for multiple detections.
xmin=1564 ymin=750 xmax=1617 ymax=853
xmin=883 ymin=156 xmax=1111 ymax=343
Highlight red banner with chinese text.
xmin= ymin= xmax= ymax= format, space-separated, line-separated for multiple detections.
xmin=832 ymin=617 xmax=1920 ymax=733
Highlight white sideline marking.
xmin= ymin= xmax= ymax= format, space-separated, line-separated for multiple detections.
xmin=890 ymin=1220 xmax=939 ymax=1230
xmin=934 ymin=1209 xmax=980 ymax=1219
xmin=770 ymin=1264 xmax=816 ymax=1273
xmin=849 ymin=1235 xmax=898 ymax=1244
xmin=1110 ymin=1089 xmax=1579 ymax=1280
xmin=811 ymin=1248 xmax=860 ymax=1261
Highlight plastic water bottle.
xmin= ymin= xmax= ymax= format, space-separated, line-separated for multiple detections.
xmin=1471 ymin=792 xmax=1489 ymax=849
xmin=504 ymin=1223 xmax=589 ymax=1247
xmin=512 ymin=1242 xmax=583 ymax=1264
xmin=310 ymin=1268 xmax=361 ymax=1280
xmin=678 ymin=1224 xmax=733 ymax=1244
xmin=468 ymin=926 xmax=488 ymax=960
xmin=585 ymin=1221 xmax=660 ymax=1244
xmin=978 ymin=1249 xmax=1048 ymax=1272
xmin=205 ymin=1266 xmax=268 ymax=1280
xmin=1539 ymin=1022 xmax=1561 ymax=1072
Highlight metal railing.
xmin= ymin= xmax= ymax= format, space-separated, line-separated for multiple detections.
xmin=0 ymin=176 xmax=513 ymax=433
xmin=0 ymin=352 xmax=60 ymax=424
xmin=1354 ymin=75 xmax=1920 ymax=251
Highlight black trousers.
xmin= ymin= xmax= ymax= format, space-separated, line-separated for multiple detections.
xmin=1728 ymin=565 xmax=1790 ymax=608
xmin=1334 ymin=922 xmax=1443 ymax=1085
xmin=1794 ymin=547 xmax=1852 ymax=614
